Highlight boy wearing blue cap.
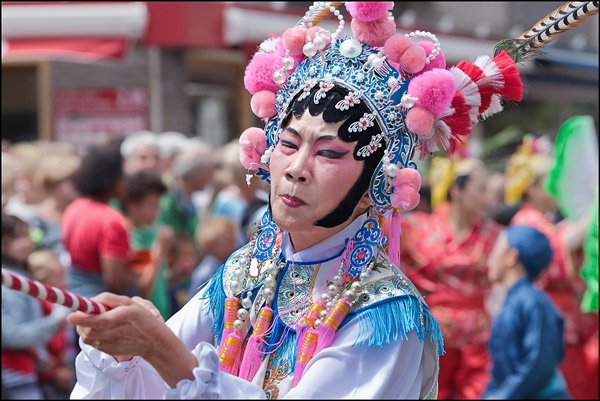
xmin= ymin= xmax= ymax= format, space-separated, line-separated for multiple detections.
xmin=484 ymin=225 xmax=570 ymax=399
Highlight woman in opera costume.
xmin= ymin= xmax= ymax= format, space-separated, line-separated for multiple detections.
xmin=66 ymin=1 xmax=529 ymax=398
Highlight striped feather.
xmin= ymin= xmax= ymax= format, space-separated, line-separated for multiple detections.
xmin=495 ymin=1 xmax=598 ymax=62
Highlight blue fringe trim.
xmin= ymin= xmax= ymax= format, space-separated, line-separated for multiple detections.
xmin=349 ymin=295 xmax=445 ymax=355
xmin=200 ymin=263 xmax=226 ymax=346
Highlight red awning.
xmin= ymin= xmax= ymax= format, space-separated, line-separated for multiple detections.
xmin=1 ymin=2 xmax=146 ymax=62
xmin=3 ymin=37 xmax=130 ymax=62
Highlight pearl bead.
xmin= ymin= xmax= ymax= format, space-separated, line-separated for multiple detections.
xmin=386 ymin=164 xmax=399 ymax=177
xmin=351 ymin=282 xmax=364 ymax=293
xmin=266 ymin=262 xmax=278 ymax=275
xmin=303 ymin=42 xmax=317 ymax=58
xmin=233 ymin=319 xmax=244 ymax=330
xmin=326 ymin=301 xmax=334 ymax=309
xmin=328 ymin=284 xmax=338 ymax=294
xmin=313 ymin=34 xmax=326 ymax=51
xmin=371 ymin=57 xmax=384 ymax=69
xmin=263 ymin=287 xmax=275 ymax=301
xmin=319 ymin=309 xmax=328 ymax=318
xmin=237 ymin=308 xmax=249 ymax=320
xmin=273 ymin=69 xmax=287 ymax=86
xmin=321 ymin=293 xmax=332 ymax=302
xmin=359 ymin=272 xmax=371 ymax=282
xmin=343 ymin=290 xmax=357 ymax=301
xmin=242 ymin=297 xmax=253 ymax=309
xmin=314 ymin=319 xmax=322 ymax=328
xmin=339 ymin=38 xmax=362 ymax=58
xmin=233 ymin=268 xmax=243 ymax=278
xmin=264 ymin=275 xmax=276 ymax=288
xmin=332 ymin=275 xmax=343 ymax=285
xmin=230 ymin=280 xmax=240 ymax=293
xmin=282 ymin=56 xmax=295 ymax=71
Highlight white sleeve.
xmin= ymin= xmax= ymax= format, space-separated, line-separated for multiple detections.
xmin=70 ymin=286 xmax=217 ymax=399
xmin=164 ymin=316 xmax=425 ymax=399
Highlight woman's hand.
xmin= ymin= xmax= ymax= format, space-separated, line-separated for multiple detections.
xmin=68 ymin=293 xmax=164 ymax=361
xmin=68 ymin=292 xmax=198 ymax=387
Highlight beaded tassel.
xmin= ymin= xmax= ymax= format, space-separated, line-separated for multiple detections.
xmin=386 ymin=209 xmax=402 ymax=267
xmin=292 ymin=329 xmax=319 ymax=387
xmin=219 ymin=296 xmax=243 ymax=374
xmin=238 ymin=305 xmax=274 ymax=381
xmin=315 ymin=298 xmax=351 ymax=354
xmin=292 ymin=301 xmax=326 ymax=387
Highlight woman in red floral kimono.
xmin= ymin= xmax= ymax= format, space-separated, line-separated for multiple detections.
xmin=505 ymin=136 xmax=598 ymax=399
xmin=399 ymin=156 xmax=502 ymax=399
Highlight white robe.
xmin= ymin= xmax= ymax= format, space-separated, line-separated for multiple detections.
xmin=71 ymin=214 xmax=435 ymax=399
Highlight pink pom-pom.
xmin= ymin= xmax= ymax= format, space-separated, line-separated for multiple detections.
xmin=244 ymin=53 xmax=283 ymax=95
xmin=399 ymin=45 xmax=426 ymax=74
xmin=282 ymin=26 xmax=308 ymax=56
xmin=276 ymin=39 xmax=303 ymax=73
xmin=392 ymin=168 xmax=421 ymax=190
xmin=307 ymin=26 xmax=331 ymax=46
xmin=391 ymin=184 xmax=421 ymax=211
xmin=414 ymin=40 xmax=446 ymax=73
xmin=345 ymin=1 xmax=393 ymax=21
xmin=406 ymin=107 xmax=435 ymax=135
xmin=239 ymin=127 xmax=267 ymax=170
xmin=383 ymin=34 xmax=412 ymax=64
xmin=250 ymin=91 xmax=277 ymax=119
xmin=408 ymin=69 xmax=456 ymax=117
xmin=351 ymin=13 xmax=396 ymax=47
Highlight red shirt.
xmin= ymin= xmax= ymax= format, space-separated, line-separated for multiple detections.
xmin=62 ymin=198 xmax=130 ymax=273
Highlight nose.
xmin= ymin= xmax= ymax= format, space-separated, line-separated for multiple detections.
xmin=284 ymin=149 xmax=311 ymax=183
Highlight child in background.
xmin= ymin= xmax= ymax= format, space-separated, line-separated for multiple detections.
xmin=27 ymin=250 xmax=76 ymax=399
xmin=187 ymin=216 xmax=238 ymax=301
xmin=122 ymin=171 xmax=173 ymax=320
xmin=1 ymin=214 xmax=67 ymax=399
xmin=484 ymin=225 xmax=570 ymax=399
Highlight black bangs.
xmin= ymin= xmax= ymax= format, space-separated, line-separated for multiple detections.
xmin=287 ymin=83 xmax=384 ymax=161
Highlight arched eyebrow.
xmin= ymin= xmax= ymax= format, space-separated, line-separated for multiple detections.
xmin=284 ymin=127 xmax=338 ymax=143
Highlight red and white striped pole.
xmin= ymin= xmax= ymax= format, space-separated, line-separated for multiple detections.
xmin=2 ymin=268 xmax=110 ymax=314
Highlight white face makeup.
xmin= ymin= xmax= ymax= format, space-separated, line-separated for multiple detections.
xmin=269 ymin=110 xmax=365 ymax=250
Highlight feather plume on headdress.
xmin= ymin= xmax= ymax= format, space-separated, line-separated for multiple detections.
xmin=495 ymin=1 xmax=599 ymax=62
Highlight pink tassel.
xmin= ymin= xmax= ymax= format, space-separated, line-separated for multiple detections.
xmin=219 ymin=330 xmax=243 ymax=375
xmin=314 ymin=298 xmax=351 ymax=354
xmin=218 ymin=297 xmax=240 ymax=361
xmin=387 ymin=209 xmax=402 ymax=267
xmin=292 ymin=328 xmax=319 ymax=387
xmin=295 ymin=300 xmax=325 ymax=354
xmin=238 ymin=306 xmax=274 ymax=381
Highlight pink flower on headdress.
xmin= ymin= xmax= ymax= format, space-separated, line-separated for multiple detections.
xmin=239 ymin=127 xmax=267 ymax=170
xmin=390 ymin=168 xmax=421 ymax=211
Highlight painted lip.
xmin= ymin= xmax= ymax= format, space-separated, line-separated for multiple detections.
xmin=280 ymin=194 xmax=307 ymax=208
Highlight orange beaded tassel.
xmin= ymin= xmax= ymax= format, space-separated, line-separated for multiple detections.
xmin=238 ymin=305 xmax=274 ymax=381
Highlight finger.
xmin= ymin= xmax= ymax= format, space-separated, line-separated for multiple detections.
xmin=131 ymin=296 xmax=163 ymax=321
xmin=91 ymin=292 xmax=134 ymax=308
xmin=68 ymin=311 xmax=91 ymax=326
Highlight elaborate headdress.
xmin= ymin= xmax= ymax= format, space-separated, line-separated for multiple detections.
xmin=239 ymin=1 xmax=524 ymax=216
xmin=504 ymin=134 xmax=553 ymax=206
xmin=429 ymin=155 xmax=486 ymax=211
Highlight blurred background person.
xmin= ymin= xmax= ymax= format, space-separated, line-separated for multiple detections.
xmin=1 ymin=150 xmax=18 ymax=213
xmin=61 ymin=139 xmax=134 ymax=298
xmin=156 ymin=131 xmax=189 ymax=188
xmin=398 ymin=156 xmax=502 ymax=399
xmin=120 ymin=130 xmax=161 ymax=177
xmin=3 ymin=142 xmax=45 ymax=222
xmin=187 ymin=215 xmax=237 ymax=301
xmin=504 ymin=134 xmax=598 ymax=399
xmin=122 ymin=171 xmax=174 ymax=321
xmin=156 ymin=140 xmax=215 ymax=312
xmin=27 ymin=250 xmax=77 ymax=400
xmin=484 ymin=226 xmax=569 ymax=399
xmin=485 ymin=172 xmax=507 ymax=222
xmin=2 ymin=215 xmax=68 ymax=400
xmin=28 ymin=153 xmax=80 ymax=267
xmin=210 ymin=140 xmax=267 ymax=245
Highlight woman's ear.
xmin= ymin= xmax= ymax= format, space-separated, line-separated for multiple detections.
xmin=356 ymin=190 xmax=372 ymax=213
